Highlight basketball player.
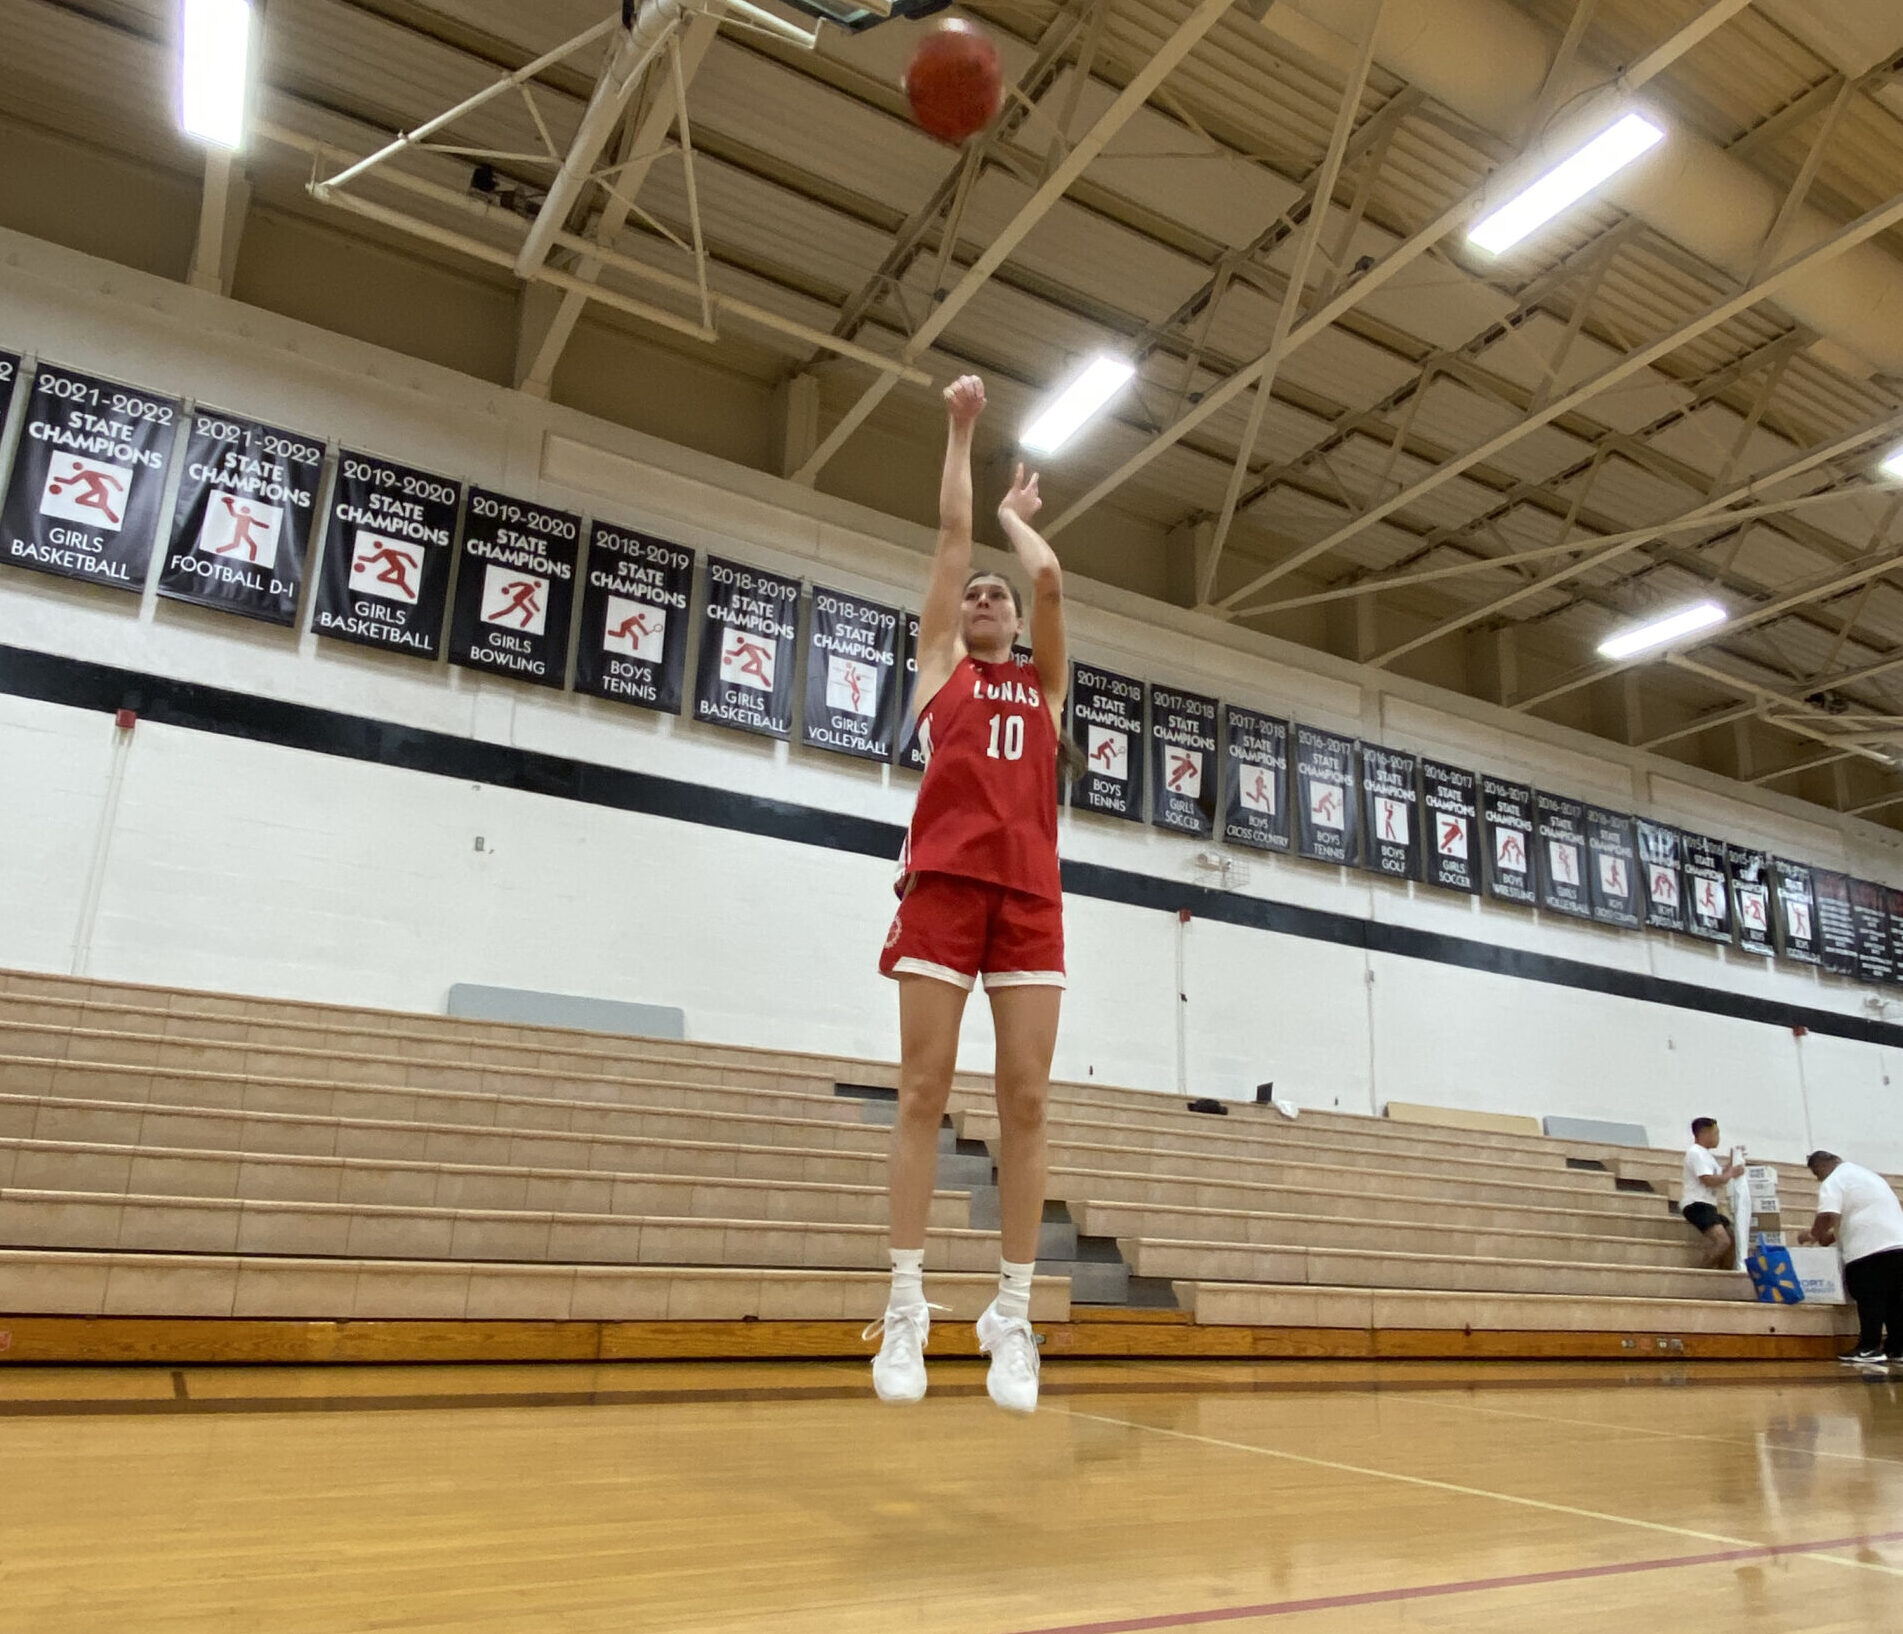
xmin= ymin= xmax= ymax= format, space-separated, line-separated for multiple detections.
xmin=866 ymin=374 xmax=1066 ymax=1412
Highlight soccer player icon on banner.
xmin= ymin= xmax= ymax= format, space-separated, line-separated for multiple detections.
xmin=1167 ymin=750 xmax=1200 ymax=796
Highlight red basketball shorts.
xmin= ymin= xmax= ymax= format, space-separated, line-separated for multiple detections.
xmin=879 ymin=871 xmax=1066 ymax=991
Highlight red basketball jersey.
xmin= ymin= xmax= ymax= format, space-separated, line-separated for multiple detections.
xmin=900 ymin=653 xmax=1061 ymax=902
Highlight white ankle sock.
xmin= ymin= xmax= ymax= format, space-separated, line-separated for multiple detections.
xmin=888 ymin=1247 xmax=925 ymax=1311
xmin=996 ymin=1258 xmax=1035 ymax=1322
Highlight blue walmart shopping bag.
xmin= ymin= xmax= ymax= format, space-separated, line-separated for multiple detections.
xmin=1745 ymin=1241 xmax=1805 ymax=1304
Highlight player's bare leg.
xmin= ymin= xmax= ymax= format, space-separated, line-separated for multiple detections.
xmin=867 ymin=974 xmax=968 ymax=1403
xmin=978 ymin=981 xmax=1060 ymax=1412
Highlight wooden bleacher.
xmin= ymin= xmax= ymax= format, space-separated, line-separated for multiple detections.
xmin=0 ymin=968 xmax=1858 ymax=1363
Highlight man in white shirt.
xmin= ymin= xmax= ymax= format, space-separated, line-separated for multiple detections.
xmin=1799 ymin=1151 xmax=1903 ymax=1368
xmin=1680 ymin=1117 xmax=1744 ymax=1268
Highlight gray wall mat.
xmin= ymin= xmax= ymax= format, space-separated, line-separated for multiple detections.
xmin=446 ymin=983 xmax=686 ymax=1040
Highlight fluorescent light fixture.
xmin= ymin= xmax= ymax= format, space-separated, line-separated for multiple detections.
xmin=1881 ymin=443 xmax=1903 ymax=480
xmin=1021 ymin=356 xmax=1137 ymax=455
xmin=181 ymin=0 xmax=253 ymax=149
xmin=1596 ymin=600 xmax=1727 ymax=660
xmin=1469 ymin=112 xmax=1665 ymax=255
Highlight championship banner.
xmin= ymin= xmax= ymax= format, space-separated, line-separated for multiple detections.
xmin=1221 ymin=706 xmax=1290 ymax=854
xmin=1534 ymin=792 xmax=1590 ymax=918
xmin=574 ymin=523 xmax=692 ymax=712
xmin=0 ymin=350 xmax=18 ymax=425
xmin=1360 ymin=744 xmax=1421 ymax=881
xmin=1809 ymin=868 xmax=1859 ymax=977
xmin=446 ymin=489 xmax=581 ymax=688
xmin=1149 ymin=684 xmax=1218 ymax=837
xmin=803 ymin=585 xmax=902 ymax=763
xmin=1585 ymin=807 xmax=1640 ymax=929
xmin=1068 ymin=662 xmax=1144 ymax=821
xmin=0 ymin=362 xmax=180 ymax=594
xmin=1636 ymin=819 xmax=1685 ymax=933
xmin=1726 ymin=846 xmax=1774 ymax=955
xmin=1481 ymin=774 xmax=1536 ymax=905
xmin=1420 ymin=759 xmax=1478 ymax=894
xmin=1887 ymin=889 xmax=1903 ymax=988
xmin=157 ymin=407 xmax=324 ymax=626
xmin=695 ymin=555 xmax=800 ymax=738
xmin=1681 ymin=832 xmax=1732 ymax=943
xmin=1294 ymin=724 xmax=1359 ymax=865
xmin=893 ymin=611 xmax=927 ymax=772
xmin=312 ymin=449 xmax=461 ymax=659
xmin=1848 ymin=878 xmax=1895 ymax=984
xmin=1770 ymin=858 xmax=1819 ymax=965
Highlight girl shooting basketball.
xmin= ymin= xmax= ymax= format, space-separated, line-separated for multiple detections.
xmin=867 ymin=374 xmax=1067 ymax=1413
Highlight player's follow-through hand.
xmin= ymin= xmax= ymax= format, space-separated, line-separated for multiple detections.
xmin=999 ymin=462 xmax=1041 ymax=525
xmin=944 ymin=374 xmax=986 ymax=426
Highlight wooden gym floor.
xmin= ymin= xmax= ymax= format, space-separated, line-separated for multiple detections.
xmin=0 ymin=1358 xmax=1897 ymax=1632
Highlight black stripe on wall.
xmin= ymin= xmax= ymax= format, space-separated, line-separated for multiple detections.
xmin=6 ymin=642 xmax=1902 ymax=1050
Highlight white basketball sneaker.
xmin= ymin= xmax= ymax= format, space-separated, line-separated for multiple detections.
xmin=975 ymin=1300 xmax=1041 ymax=1413
xmin=864 ymin=1303 xmax=943 ymax=1403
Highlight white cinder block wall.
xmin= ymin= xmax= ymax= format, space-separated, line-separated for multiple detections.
xmin=2 ymin=227 xmax=1901 ymax=1169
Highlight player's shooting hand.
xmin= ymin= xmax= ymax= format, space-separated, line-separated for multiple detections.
xmin=944 ymin=375 xmax=986 ymax=427
xmin=998 ymin=463 xmax=1042 ymax=524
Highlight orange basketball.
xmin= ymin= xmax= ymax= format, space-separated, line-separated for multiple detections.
xmin=903 ymin=20 xmax=1003 ymax=146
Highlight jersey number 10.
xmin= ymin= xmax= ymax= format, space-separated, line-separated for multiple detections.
xmin=986 ymin=713 xmax=1026 ymax=761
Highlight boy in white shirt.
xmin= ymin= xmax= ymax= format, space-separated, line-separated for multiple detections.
xmin=1800 ymin=1151 xmax=1903 ymax=1368
xmin=1680 ymin=1117 xmax=1744 ymax=1269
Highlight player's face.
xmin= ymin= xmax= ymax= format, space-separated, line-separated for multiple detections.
xmin=1698 ymin=1125 xmax=1721 ymax=1149
xmin=961 ymin=577 xmax=1019 ymax=654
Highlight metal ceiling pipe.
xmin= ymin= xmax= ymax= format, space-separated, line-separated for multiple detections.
xmin=1266 ymin=0 xmax=1903 ymax=375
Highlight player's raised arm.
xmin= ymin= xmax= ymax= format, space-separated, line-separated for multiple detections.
xmin=996 ymin=463 xmax=1067 ymax=717
xmin=915 ymin=375 xmax=986 ymax=705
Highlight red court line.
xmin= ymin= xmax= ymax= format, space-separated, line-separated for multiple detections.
xmin=1004 ymin=1529 xmax=1903 ymax=1634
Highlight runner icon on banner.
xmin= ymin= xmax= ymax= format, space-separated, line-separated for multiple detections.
xmin=447 ymin=489 xmax=582 ymax=689
xmin=312 ymin=450 xmax=461 ymax=659
xmin=1585 ymin=807 xmax=1640 ymax=929
xmin=158 ymin=408 xmax=325 ymax=626
xmin=1681 ymin=832 xmax=1732 ymax=943
xmin=1149 ymin=685 xmax=1217 ymax=837
xmin=803 ymin=585 xmax=902 ymax=762
xmin=0 ymin=362 xmax=181 ymax=594
xmin=1294 ymin=725 xmax=1359 ymax=865
xmin=1771 ymin=858 xmax=1820 ymax=965
xmin=695 ymin=556 xmax=800 ymax=739
xmin=1221 ymin=706 xmax=1290 ymax=853
xmin=1481 ymin=775 xmax=1536 ymax=905
xmin=1727 ymin=845 xmax=1775 ymax=955
xmin=1420 ymin=759 xmax=1478 ymax=894
xmin=1360 ymin=744 xmax=1421 ymax=881
xmin=1068 ymin=662 xmax=1144 ymax=821
xmin=574 ymin=523 xmax=693 ymax=713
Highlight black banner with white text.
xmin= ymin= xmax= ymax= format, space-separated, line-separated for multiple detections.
xmin=1534 ymin=792 xmax=1590 ymax=918
xmin=1727 ymin=846 xmax=1774 ymax=956
xmin=803 ymin=585 xmax=902 ymax=762
xmin=1481 ymin=775 xmax=1536 ymax=905
xmin=1069 ymin=662 xmax=1144 ymax=821
xmin=1636 ymin=819 xmax=1685 ymax=933
xmin=1771 ymin=858 xmax=1820 ymax=965
xmin=311 ymin=450 xmax=461 ymax=659
xmin=574 ymin=523 xmax=692 ymax=712
xmin=1294 ymin=725 xmax=1359 ymax=866
xmin=158 ymin=408 xmax=324 ymax=626
xmin=1850 ymin=878 xmax=1895 ymax=984
xmin=0 ymin=351 xmax=19 ymax=427
xmin=1221 ymin=706 xmax=1291 ymax=853
xmin=446 ymin=489 xmax=581 ymax=688
xmin=1148 ymin=684 xmax=1217 ymax=836
xmin=1811 ymin=869 xmax=1860 ymax=976
xmin=695 ymin=556 xmax=800 ymax=738
xmin=1683 ymin=832 xmax=1732 ymax=943
xmin=1586 ymin=807 xmax=1640 ymax=929
xmin=1420 ymin=760 xmax=1479 ymax=894
xmin=894 ymin=612 xmax=927 ymax=771
xmin=1 ymin=363 xmax=180 ymax=594
xmin=1360 ymin=744 xmax=1421 ymax=881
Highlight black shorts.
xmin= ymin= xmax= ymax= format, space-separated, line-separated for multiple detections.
xmin=1683 ymin=1202 xmax=1731 ymax=1233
